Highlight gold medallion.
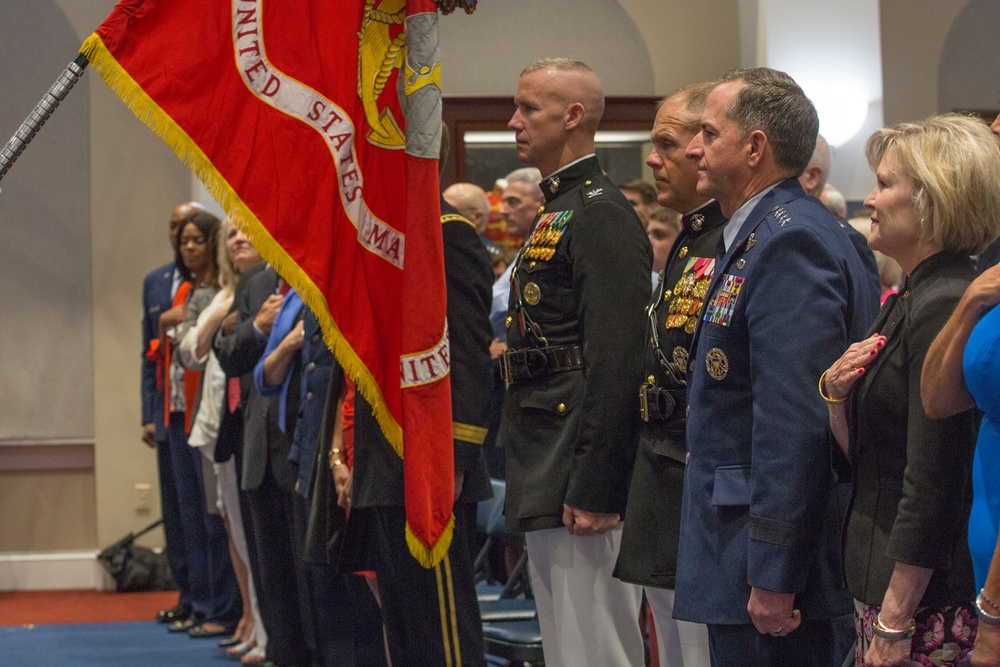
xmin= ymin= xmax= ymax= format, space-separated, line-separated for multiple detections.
xmin=705 ymin=347 xmax=729 ymax=380
xmin=684 ymin=317 xmax=698 ymax=334
xmin=672 ymin=346 xmax=689 ymax=373
xmin=523 ymin=282 xmax=541 ymax=305
xmin=505 ymin=315 xmax=513 ymax=329
xmin=678 ymin=246 xmax=689 ymax=259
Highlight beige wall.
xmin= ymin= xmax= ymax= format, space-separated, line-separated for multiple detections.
xmin=70 ymin=0 xmax=193 ymax=548
xmin=2 ymin=0 xmax=191 ymax=554
xmin=880 ymin=0 xmax=966 ymax=124
xmin=624 ymin=0 xmax=742 ymax=94
xmin=0 ymin=471 xmax=96 ymax=551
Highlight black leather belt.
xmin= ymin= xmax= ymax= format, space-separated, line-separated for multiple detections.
xmin=500 ymin=344 xmax=584 ymax=385
xmin=639 ymin=384 xmax=686 ymax=422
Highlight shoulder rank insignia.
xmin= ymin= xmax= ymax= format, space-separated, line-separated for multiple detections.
xmin=523 ymin=210 xmax=572 ymax=261
xmin=703 ymin=273 xmax=744 ymax=327
xmin=586 ymin=188 xmax=604 ymax=199
xmin=772 ymin=206 xmax=791 ymax=226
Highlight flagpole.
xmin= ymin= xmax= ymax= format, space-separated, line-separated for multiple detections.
xmin=0 ymin=54 xmax=89 ymax=195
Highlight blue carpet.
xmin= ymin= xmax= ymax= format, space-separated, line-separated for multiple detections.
xmin=1 ymin=621 xmax=235 ymax=666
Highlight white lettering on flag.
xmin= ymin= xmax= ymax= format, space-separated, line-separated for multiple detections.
xmin=231 ymin=0 xmax=404 ymax=268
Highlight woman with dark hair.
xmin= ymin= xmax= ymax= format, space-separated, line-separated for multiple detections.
xmin=156 ymin=210 xmax=241 ymax=638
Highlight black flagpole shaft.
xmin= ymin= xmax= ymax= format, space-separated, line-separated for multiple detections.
xmin=0 ymin=53 xmax=89 ymax=190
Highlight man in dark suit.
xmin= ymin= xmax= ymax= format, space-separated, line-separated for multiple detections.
xmin=799 ymin=134 xmax=881 ymax=305
xmin=674 ymin=68 xmax=878 ymax=666
xmin=338 ymin=195 xmax=493 ymax=666
xmin=612 ymin=83 xmax=721 ymax=667
xmin=142 ymin=201 xmax=202 ymax=624
xmin=498 ymin=58 xmax=650 ymax=667
xmin=214 ymin=267 xmax=313 ymax=667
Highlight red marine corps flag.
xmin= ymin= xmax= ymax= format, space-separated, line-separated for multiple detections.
xmin=81 ymin=0 xmax=458 ymax=566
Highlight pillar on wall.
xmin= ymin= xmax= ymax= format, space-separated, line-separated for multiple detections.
xmin=738 ymin=0 xmax=885 ymax=203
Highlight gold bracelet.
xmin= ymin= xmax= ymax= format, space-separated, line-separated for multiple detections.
xmin=818 ymin=370 xmax=846 ymax=404
xmin=872 ymin=613 xmax=915 ymax=640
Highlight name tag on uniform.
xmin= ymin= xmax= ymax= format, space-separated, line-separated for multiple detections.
xmin=703 ymin=274 xmax=744 ymax=327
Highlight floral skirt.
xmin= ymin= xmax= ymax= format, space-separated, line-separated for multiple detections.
xmin=855 ymin=600 xmax=977 ymax=666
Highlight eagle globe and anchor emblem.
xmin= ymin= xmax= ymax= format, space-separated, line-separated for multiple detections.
xmin=358 ymin=0 xmax=442 ymax=149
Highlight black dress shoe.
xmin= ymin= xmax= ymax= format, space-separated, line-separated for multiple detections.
xmin=168 ymin=618 xmax=196 ymax=633
xmin=156 ymin=603 xmax=192 ymax=624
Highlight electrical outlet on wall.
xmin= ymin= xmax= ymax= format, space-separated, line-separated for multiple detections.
xmin=134 ymin=483 xmax=151 ymax=514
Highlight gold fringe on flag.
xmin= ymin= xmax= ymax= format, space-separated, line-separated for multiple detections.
xmin=407 ymin=514 xmax=455 ymax=568
xmin=78 ymin=32 xmax=404 ymax=456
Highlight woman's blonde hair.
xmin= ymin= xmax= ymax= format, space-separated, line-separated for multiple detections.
xmin=866 ymin=113 xmax=1000 ymax=255
xmin=217 ymin=219 xmax=239 ymax=296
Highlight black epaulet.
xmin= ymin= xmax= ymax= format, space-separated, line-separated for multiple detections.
xmin=441 ymin=213 xmax=477 ymax=231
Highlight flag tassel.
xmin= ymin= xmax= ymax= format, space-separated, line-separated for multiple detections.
xmin=407 ymin=514 xmax=455 ymax=568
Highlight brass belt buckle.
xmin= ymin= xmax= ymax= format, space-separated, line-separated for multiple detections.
xmin=639 ymin=383 xmax=653 ymax=422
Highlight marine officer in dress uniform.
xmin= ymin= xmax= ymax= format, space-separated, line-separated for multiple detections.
xmin=672 ymin=68 xmax=879 ymax=667
xmin=613 ymin=82 xmax=720 ymax=667
xmin=497 ymin=58 xmax=651 ymax=667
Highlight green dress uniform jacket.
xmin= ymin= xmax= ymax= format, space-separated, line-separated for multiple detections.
xmin=499 ymin=155 xmax=652 ymax=533
xmin=614 ymin=200 xmax=727 ymax=589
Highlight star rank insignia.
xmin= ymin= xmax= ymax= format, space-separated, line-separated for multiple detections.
xmin=772 ymin=206 xmax=791 ymax=226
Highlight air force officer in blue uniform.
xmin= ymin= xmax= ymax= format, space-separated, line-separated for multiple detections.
xmin=673 ymin=69 xmax=879 ymax=666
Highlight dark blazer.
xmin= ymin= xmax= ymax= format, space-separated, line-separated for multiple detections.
xmin=842 ymin=220 xmax=881 ymax=307
xmin=289 ymin=308 xmax=337 ymax=499
xmin=615 ymin=201 xmax=727 ymax=589
xmin=675 ymin=178 xmax=879 ymax=625
xmin=142 ymin=262 xmax=176 ymax=442
xmin=844 ymin=250 xmax=978 ymax=607
xmin=214 ymin=265 xmax=296 ymax=491
xmin=351 ymin=202 xmax=495 ymax=508
xmin=498 ymin=156 xmax=652 ymax=532
xmin=441 ymin=199 xmax=494 ymax=504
